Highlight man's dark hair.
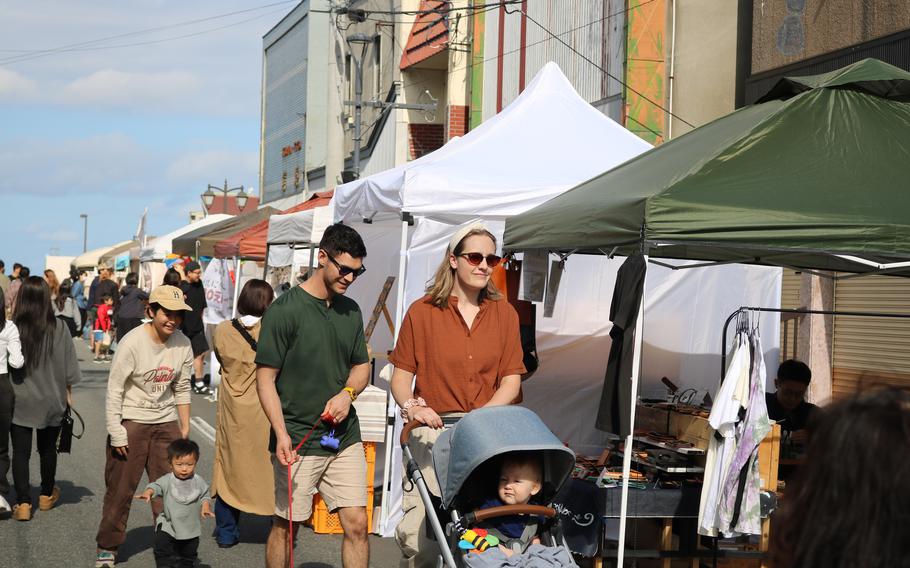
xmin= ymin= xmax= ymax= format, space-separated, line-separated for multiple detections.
xmin=19 ymin=266 xmax=30 ymax=279
xmin=100 ymin=294 xmax=113 ymax=304
xmin=167 ymin=438 xmax=200 ymax=462
xmin=13 ymin=263 xmax=21 ymax=271
xmin=319 ymin=223 xmax=367 ymax=259
xmin=237 ymin=279 xmax=274 ymax=317
xmin=125 ymin=272 xmax=139 ymax=287
xmin=778 ymin=359 xmax=812 ymax=385
xmin=0 ymin=260 xmax=4 ymax=270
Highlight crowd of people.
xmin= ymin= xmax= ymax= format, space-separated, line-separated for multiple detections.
xmin=1 ymin=219 xmax=909 ymax=568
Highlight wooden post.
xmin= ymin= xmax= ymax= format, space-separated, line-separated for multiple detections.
xmin=364 ymin=276 xmax=396 ymax=343
xmin=661 ymin=519 xmax=673 ymax=568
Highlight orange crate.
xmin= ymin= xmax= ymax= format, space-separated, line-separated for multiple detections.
xmin=308 ymin=442 xmax=376 ymax=535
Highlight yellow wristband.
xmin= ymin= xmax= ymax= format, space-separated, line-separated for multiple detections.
xmin=343 ymin=386 xmax=357 ymax=401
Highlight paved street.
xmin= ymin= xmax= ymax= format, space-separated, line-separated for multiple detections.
xmin=0 ymin=337 xmax=400 ymax=567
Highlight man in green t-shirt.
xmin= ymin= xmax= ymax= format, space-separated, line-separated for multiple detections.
xmin=256 ymin=223 xmax=371 ymax=568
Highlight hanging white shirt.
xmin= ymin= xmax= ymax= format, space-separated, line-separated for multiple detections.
xmin=698 ymin=332 xmax=751 ymax=537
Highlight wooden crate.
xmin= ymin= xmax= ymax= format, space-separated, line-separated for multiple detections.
xmin=669 ymin=412 xmax=712 ymax=450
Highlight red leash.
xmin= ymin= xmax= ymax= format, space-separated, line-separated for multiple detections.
xmin=287 ymin=413 xmax=336 ymax=568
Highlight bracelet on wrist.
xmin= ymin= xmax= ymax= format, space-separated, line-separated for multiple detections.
xmin=343 ymin=386 xmax=357 ymax=401
xmin=401 ymin=397 xmax=427 ymax=422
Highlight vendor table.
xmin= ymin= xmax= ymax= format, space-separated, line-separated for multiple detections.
xmin=591 ymin=425 xmax=780 ymax=568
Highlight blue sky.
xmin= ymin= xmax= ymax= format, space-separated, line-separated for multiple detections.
xmin=0 ymin=1 xmax=296 ymax=273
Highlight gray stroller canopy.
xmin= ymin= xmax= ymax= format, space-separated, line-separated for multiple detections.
xmin=432 ymin=406 xmax=576 ymax=509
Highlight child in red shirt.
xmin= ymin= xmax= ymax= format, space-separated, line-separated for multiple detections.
xmin=94 ymin=294 xmax=114 ymax=362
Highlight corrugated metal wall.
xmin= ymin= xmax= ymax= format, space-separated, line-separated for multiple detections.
xmin=262 ymin=16 xmax=309 ymax=204
xmin=779 ymin=270 xmax=801 ymax=361
xmin=481 ymin=0 xmax=624 ymax=120
xmin=832 ymin=275 xmax=910 ymax=398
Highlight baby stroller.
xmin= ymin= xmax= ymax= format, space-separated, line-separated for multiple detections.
xmin=401 ymin=406 xmax=579 ymax=568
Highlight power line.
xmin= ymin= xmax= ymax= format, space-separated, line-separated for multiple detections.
xmin=0 ymin=0 xmax=297 ymax=66
xmin=384 ymin=0 xmax=657 ymax=96
xmin=510 ymin=4 xmax=695 ymax=128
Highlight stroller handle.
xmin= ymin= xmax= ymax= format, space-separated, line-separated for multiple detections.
xmin=462 ymin=504 xmax=556 ymax=526
xmin=400 ymin=418 xmax=426 ymax=447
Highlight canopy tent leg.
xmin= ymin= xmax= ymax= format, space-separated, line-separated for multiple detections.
xmin=617 ymin=256 xmax=647 ymax=567
xmin=231 ymin=257 xmax=242 ymax=318
xmin=379 ymin=216 xmax=411 ymax=534
xmin=262 ymin=244 xmax=270 ymax=279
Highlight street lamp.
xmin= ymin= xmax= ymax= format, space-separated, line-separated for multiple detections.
xmin=79 ymin=213 xmax=88 ymax=253
xmin=202 ymin=179 xmax=247 ymax=215
xmin=346 ymin=33 xmax=375 ymax=181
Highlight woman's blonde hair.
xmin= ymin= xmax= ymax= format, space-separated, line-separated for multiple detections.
xmin=426 ymin=227 xmax=502 ymax=308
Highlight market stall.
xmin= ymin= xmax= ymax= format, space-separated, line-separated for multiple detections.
xmin=333 ymin=61 xmax=783 ymax=539
xmin=138 ymin=214 xmax=231 ymax=290
xmin=71 ymin=240 xmax=133 ymax=271
xmin=504 ymin=58 xmax=910 ymax=565
xmin=171 ymin=207 xmax=276 ymax=258
xmin=98 ymin=240 xmax=140 ymax=278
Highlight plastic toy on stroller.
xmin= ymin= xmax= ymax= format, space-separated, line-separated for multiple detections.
xmin=401 ymin=405 xmax=579 ymax=567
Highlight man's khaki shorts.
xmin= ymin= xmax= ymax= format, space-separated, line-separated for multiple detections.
xmin=272 ymin=442 xmax=367 ymax=522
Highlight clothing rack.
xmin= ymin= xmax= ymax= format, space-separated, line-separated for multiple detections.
xmin=720 ymin=306 xmax=910 ymax=382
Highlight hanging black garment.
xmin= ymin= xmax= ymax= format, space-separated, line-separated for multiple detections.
xmin=595 ymin=252 xmax=647 ymax=437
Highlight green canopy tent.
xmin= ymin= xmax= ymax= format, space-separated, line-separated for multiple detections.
xmin=503 ymin=58 xmax=910 ymax=564
xmin=171 ymin=207 xmax=276 ymax=258
xmin=505 ymin=59 xmax=910 ymax=277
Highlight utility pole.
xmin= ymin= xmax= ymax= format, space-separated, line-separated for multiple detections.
xmin=80 ymin=213 xmax=88 ymax=253
xmin=343 ymin=33 xmax=437 ymax=181
xmin=347 ymin=33 xmax=372 ymax=180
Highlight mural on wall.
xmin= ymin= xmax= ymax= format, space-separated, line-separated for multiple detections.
xmin=625 ymin=0 xmax=666 ymax=145
xmin=777 ymin=0 xmax=807 ymax=56
xmin=470 ymin=6 xmax=485 ymax=130
xmin=753 ymin=0 xmax=910 ymax=74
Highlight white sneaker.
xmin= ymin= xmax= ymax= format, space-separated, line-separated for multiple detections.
xmin=0 ymin=495 xmax=10 ymax=513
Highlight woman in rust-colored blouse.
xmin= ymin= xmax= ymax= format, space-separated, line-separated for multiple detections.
xmin=390 ymin=223 xmax=525 ymax=568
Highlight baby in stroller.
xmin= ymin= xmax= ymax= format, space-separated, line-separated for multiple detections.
xmin=475 ymin=452 xmax=545 ymax=556
xmin=402 ymin=405 xmax=578 ymax=568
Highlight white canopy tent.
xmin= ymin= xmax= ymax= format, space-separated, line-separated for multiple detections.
xmin=265 ymin=204 xmax=335 ymax=269
xmin=139 ymin=214 xmax=232 ymax=263
xmin=138 ymin=214 xmax=232 ymax=290
xmin=71 ymin=241 xmax=133 ymax=270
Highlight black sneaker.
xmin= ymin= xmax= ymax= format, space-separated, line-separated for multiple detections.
xmin=192 ymin=384 xmax=212 ymax=395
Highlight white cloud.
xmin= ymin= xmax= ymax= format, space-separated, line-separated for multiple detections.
xmin=166 ymin=149 xmax=258 ymax=186
xmin=0 ymin=133 xmax=160 ymax=196
xmin=0 ymin=69 xmax=38 ymax=100
xmin=58 ymin=69 xmax=204 ymax=112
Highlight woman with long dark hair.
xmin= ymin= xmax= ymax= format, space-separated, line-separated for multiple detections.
xmin=53 ymin=280 xmax=81 ymax=338
xmin=771 ymin=388 xmax=910 ymax=567
xmin=0 ymin=286 xmax=24 ymax=513
xmin=210 ymin=279 xmax=275 ymax=547
xmin=9 ymin=276 xmax=81 ymax=521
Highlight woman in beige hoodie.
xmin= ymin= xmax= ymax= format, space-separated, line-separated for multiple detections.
xmin=94 ymin=285 xmax=194 ymax=568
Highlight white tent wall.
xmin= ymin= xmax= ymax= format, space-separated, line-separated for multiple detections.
xmin=522 ymin=256 xmax=782 ymax=456
xmin=140 ymin=261 xmax=168 ymax=293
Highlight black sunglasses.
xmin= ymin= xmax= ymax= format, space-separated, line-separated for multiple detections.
xmin=327 ymin=255 xmax=366 ymax=278
xmin=458 ymin=252 xmax=502 ymax=268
